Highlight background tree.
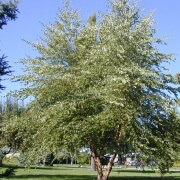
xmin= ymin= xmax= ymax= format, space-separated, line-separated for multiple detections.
xmin=77 ymin=151 xmax=90 ymax=166
xmin=0 ymin=0 xmax=19 ymax=90
xmin=0 ymin=97 xmax=24 ymax=167
xmin=3 ymin=0 xmax=180 ymax=179
xmin=177 ymin=73 xmax=180 ymax=84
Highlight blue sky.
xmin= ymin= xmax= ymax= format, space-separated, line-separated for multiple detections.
xmin=0 ymin=0 xmax=180 ymax=97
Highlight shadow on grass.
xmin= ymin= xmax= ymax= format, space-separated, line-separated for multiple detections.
xmin=0 ymin=174 xmax=96 ymax=180
xmin=0 ymin=174 xmax=179 ymax=180
xmin=110 ymin=177 xmax=180 ymax=180
xmin=113 ymin=169 xmax=180 ymax=174
xmin=3 ymin=164 xmax=91 ymax=171
xmin=113 ymin=169 xmax=156 ymax=173
xmin=2 ymin=164 xmax=78 ymax=171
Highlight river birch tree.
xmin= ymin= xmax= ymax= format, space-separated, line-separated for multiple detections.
xmin=3 ymin=0 xmax=180 ymax=179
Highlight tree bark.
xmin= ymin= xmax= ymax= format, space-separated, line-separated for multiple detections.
xmin=88 ymin=129 xmax=122 ymax=180
xmin=95 ymin=153 xmax=117 ymax=180
xmin=0 ymin=152 xmax=5 ymax=167
xmin=90 ymin=155 xmax=96 ymax=171
xmin=92 ymin=151 xmax=103 ymax=177
xmin=70 ymin=153 xmax=73 ymax=165
xmin=90 ymin=145 xmax=117 ymax=180
xmin=66 ymin=157 xmax=68 ymax=164
xmin=0 ymin=158 xmax=3 ymax=167
xmin=102 ymin=153 xmax=117 ymax=179
xmin=97 ymin=174 xmax=108 ymax=180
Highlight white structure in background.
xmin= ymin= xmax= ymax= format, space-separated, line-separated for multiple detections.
xmin=104 ymin=154 xmax=119 ymax=164
xmin=5 ymin=153 xmax=20 ymax=159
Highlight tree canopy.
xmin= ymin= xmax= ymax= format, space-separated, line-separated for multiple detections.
xmin=0 ymin=0 xmax=18 ymax=29
xmin=3 ymin=0 xmax=180 ymax=179
xmin=177 ymin=73 xmax=180 ymax=84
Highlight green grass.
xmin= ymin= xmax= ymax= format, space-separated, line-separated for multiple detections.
xmin=0 ymin=164 xmax=180 ymax=180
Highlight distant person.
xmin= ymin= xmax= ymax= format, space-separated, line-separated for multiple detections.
xmin=140 ymin=159 xmax=145 ymax=171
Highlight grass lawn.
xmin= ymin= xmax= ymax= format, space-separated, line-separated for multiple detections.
xmin=0 ymin=164 xmax=180 ymax=180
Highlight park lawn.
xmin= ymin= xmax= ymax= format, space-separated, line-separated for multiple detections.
xmin=0 ymin=164 xmax=180 ymax=180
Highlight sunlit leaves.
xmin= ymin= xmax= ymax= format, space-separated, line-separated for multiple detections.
xmin=3 ymin=0 xmax=180 ymax=174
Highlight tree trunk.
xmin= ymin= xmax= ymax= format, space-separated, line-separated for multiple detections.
xmin=0 ymin=158 xmax=3 ymax=167
xmin=71 ymin=156 xmax=73 ymax=165
xmin=91 ymin=150 xmax=117 ymax=180
xmin=0 ymin=151 xmax=5 ymax=167
xmin=90 ymin=155 xmax=96 ymax=171
xmin=102 ymin=153 xmax=117 ymax=179
xmin=88 ymin=129 xmax=122 ymax=180
xmin=66 ymin=157 xmax=68 ymax=164
xmin=97 ymin=174 xmax=109 ymax=180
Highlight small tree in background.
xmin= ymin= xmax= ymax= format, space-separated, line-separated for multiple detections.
xmin=177 ymin=73 xmax=180 ymax=84
xmin=3 ymin=0 xmax=180 ymax=179
xmin=77 ymin=152 xmax=90 ymax=166
xmin=0 ymin=97 xmax=24 ymax=167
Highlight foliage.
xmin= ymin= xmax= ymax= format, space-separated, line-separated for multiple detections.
xmin=3 ymin=0 xmax=180 ymax=179
xmin=0 ymin=0 xmax=18 ymax=29
xmin=0 ymin=55 xmax=11 ymax=90
xmin=0 ymin=97 xmax=25 ymax=167
xmin=177 ymin=73 xmax=180 ymax=84
xmin=77 ymin=152 xmax=90 ymax=165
